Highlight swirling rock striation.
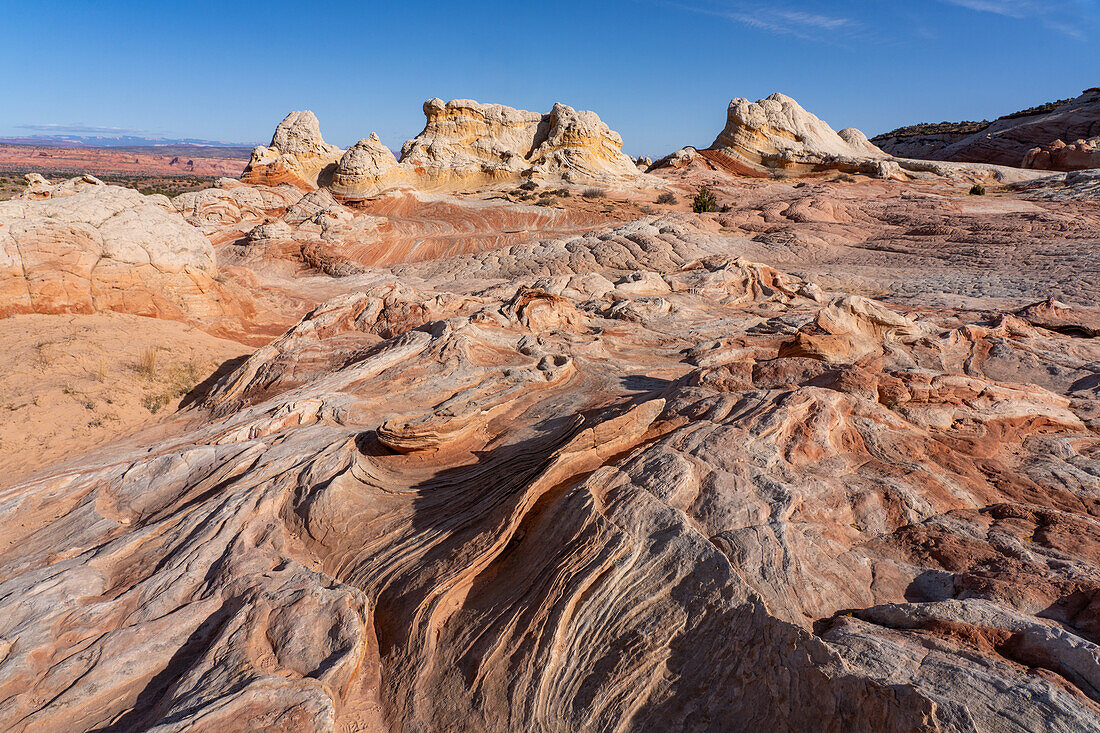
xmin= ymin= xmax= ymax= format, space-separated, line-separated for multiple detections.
xmin=1 ymin=215 xmax=1098 ymax=729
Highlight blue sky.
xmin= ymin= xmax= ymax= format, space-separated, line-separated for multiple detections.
xmin=1 ymin=0 xmax=1097 ymax=156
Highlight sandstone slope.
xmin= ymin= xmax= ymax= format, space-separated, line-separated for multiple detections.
xmin=2 ymin=90 xmax=1100 ymax=733
xmin=872 ymin=88 xmax=1100 ymax=169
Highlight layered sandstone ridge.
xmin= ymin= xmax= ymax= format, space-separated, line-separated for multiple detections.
xmin=0 ymin=174 xmax=248 ymax=323
xmin=242 ymin=110 xmax=344 ymax=189
xmin=325 ymin=98 xmax=639 ymax=199
xmin=873 ymin=88 xmax=1100 ymax=169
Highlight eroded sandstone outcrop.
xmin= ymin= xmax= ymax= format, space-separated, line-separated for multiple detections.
xmin=3 ymin=84 xmax=1100 ymax=732
xmin=650 ymin=93 xmax=1043 ymax=183
xmin=0 ymin=175 xmax=249 ymax=323
xmin=322 ymin=99 xmax=639 ymax=199
xmin=705 ymin=92 xmax=887 ymax=174
xmin=1024 ymin=136 xmax=1100 ymax=172
xmin=328 ymin=133 xmax=405 ymax=198
xmin=242 ymin=110 xmax=344 ymax=189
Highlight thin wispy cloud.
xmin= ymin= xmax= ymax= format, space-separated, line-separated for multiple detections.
xmin=657 ymin=0 xmax=1093 ymax=43
xmin=661 ymin=1 xmax=868 ymax=43
xmin=17 ymin=123 xmax=149 ymax=135
xmin=941 ymin=0 xmax=1032 ymax=17
xmin=939 ymin=0 xmax=1092 ymax=38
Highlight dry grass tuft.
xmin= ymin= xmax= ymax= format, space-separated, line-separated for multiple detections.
xmin=139 ymin=347 xmax=158 ymax=380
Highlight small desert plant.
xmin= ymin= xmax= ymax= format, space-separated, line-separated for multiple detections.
xmin=969 ymin=184 xmax=986 ymax=196
xmin=142 ymin=393 xmax=169 ymax=414
xmin=582 ymin=187 xmax=606 ymax=199
xmin=139 ymin=347 xmax=158 ymax=379
xmin=553 ymin=188 xmax=571 ymax=198
xmin=656 ymin=191 xmax=678 ymax=205
xmin=692 ymin=187 xmax=718 ymax=213
xmin=171 ymin=361 xmax=204 ymax=395
xmin=640 ymin=204 xmax=657 ymax=215
xmin=835 ymin=174 xmax=856 ymax=183
xmin=518 ymin=180 xmax=538 ymax=191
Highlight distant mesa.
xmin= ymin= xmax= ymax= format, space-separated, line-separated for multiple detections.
xmin=250 ymin=99 xmax=642 ymax=198
xmin=0 ymin=133 xmax=257 ymax=149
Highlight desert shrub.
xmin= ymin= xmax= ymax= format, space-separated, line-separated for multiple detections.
xmin=656 ymin=191 xmax=678 ymax=205
xmin=692 ymin=187 xmax=718 ymax=213
xmin=969 ymin=184 xmax=986 ymax=196
xmin=835 ymin=174 xmax=856 ymax=183
xmin=519 ymin=180 xmax=538 ymax=191
xmin=582 ymin=187 xmax=606 ymax=199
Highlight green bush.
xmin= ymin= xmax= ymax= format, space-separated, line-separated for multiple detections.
xmin=692 ymin=187 xmax=718 ymax=213
xmin=969 ymin=184 xmax=986 ymax=196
